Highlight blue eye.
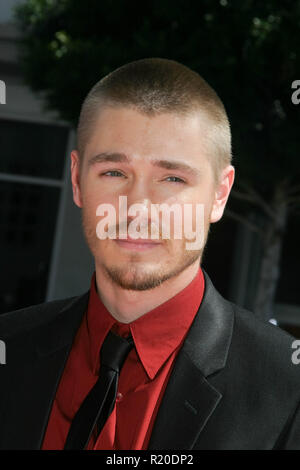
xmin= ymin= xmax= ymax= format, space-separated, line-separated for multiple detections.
xmin=101 ymin=170 xmax=124 ymax=177
xmin=100 ymin=172 xmax=185 ymax=184
xmin=165 ymin=176 xmax=185 ymax=184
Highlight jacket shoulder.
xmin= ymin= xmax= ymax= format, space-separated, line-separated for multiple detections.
xmin=0 ymin=294 xmax=87 ymax=340
xmin=232 ymin=301 xmax=297 ymax=347
xmin=228 ymin=301 xmax=300 ymax=385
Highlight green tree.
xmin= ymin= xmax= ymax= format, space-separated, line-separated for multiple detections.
xmin=14 ymin=0 xmax=300 ymax=321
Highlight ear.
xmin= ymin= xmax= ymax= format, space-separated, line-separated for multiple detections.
xmin=70 ymin=150 xmax=83 ymax=208
xmin=210 ymin=165 xmax=235 ymax=223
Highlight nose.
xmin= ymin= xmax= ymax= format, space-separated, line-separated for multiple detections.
xmin=125 ymin=178 xmax=154 ymax=220
xmin=124 ymin=197 xmax=160 ymax=240
xmin=125 ymin=174 xmax=152 ymax=206
xmin=119 ymin=178 xmax=161 ymax=238
xmin=126 ymin=198 xmax=154 ymax=227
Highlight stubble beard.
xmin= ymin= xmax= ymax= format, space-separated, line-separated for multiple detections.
xmin=81 ymin=208 xmax=210 ymax=291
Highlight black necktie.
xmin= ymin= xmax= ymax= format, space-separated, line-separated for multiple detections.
xmin=64 ymin=330 xmax=134 ymax=450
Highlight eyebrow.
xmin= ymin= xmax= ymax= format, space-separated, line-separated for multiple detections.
xmin=87 ymin=152 xmax=202 ymax=177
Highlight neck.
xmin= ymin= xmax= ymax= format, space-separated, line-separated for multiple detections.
xmin=94 ymin=261 xmax=201 ymax=323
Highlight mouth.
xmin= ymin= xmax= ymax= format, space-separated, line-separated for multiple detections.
xmin=114 ymin=236 xmax=163 ymax=251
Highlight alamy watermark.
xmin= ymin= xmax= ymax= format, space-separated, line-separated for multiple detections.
xmin=0 ymin=340 xmax=6 ymax=365
xmin=291 ymin=80 xmax=300 ymax=105
xmin=291 ymin=340 xmax=300 ymax=365
xmin=95 ymin=196 xmax=205 ymax=250
xmin=0 ymin=79 xmax=6 ymax=104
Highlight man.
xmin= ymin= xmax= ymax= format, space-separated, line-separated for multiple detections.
xmin=1 ymin=58 xmax=300 ymax=450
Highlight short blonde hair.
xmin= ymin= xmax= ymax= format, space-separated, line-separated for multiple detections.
xmin=76 ymin=58 xmax=232 ymax=184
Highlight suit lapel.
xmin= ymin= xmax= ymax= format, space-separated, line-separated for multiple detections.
xmin=0 ymin=293 xmax=89 ymax=450
xmin=148 ymin=269 xmax=234 ymax=450
xmin=148 ymin=351 xmax=222 ymax=450
xmin=1 ymin=269 xmax=233 ymax=450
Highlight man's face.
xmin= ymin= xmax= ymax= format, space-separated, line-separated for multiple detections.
xmin=71 ymin=106 xmax=234 ymax=291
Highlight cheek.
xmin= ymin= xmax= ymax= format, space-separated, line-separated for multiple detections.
xmin=81 ymin=195 xmax=99 ymax=225
xmin=81 ymin=182 xmax=118 ymax=214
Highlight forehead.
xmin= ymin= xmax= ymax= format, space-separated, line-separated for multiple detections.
xmin=84 ymin=106 xmax=212 ymax=167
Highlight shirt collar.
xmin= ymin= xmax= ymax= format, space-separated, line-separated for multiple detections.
xmin=86 ymin=267 xmax=205 ymax=380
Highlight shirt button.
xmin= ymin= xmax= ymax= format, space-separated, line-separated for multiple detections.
xmin=116 ymin=392 xmax=123 ymax=402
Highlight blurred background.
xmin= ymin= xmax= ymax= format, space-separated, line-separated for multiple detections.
xmin=0 ymin=0 xmax=300 ymax=337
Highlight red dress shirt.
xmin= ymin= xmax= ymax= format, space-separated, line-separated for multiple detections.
xmin=42 ymin=267 xmax=205 ymax=450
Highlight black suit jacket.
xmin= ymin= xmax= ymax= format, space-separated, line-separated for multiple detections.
xmin=1 ymin=269 xmax=300 ymax=450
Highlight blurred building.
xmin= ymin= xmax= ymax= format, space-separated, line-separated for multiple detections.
xmin=0 ymin=1 xmax=299 ymax=337
xmin=0 ymin=0 xmax=94 ymax=315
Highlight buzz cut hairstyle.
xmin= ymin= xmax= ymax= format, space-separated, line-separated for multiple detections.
xmin=76 ymin=57 xmax=232 ymax=185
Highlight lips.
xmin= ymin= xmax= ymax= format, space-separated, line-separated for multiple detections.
xmin=114 ymin=236 xmax=162 ymax=251
xmin=116 ymin=236 xmax=161 ymax=244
